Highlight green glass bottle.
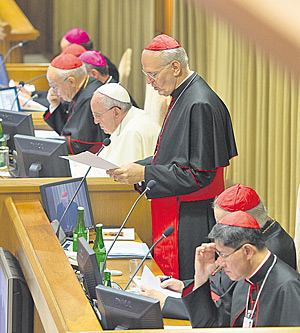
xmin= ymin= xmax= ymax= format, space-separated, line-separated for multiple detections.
xmin=93 ymin=223 xmax=106 ymax=272
xmin=103 ymin=270 xmax=111 ymax=287
xmin=73 ymin=207 xmax=87 ymax=252
xmin=0 ymin=119 xmax=7 ymax=147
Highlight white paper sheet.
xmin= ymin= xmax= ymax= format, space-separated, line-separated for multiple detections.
xmin=60 ymin=151 xmax=119 ymax=170
xmin=134 ymin=265 xmax=181 ymax=298
xmin=35 ymin=130 xmax=60 ymax=138
xmin=18 ymin=94 xmax=48 ymax=111
xmin=104 ymin=241 xmax=151 ymax=259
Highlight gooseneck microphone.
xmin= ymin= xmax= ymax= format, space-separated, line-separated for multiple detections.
xmin=10 ymin=81 xmax=25 ymax=110
xmin=100 ymin=179 xmax=156 ymax=282
xmin=123 ymin=226 xmax=174 ymax=291
xmin=10 ymin=74 xmax=47 ymax=110
xmin=55 ymin=138 xmax=111 ymax=238
xmin=21 ymin=94 xmax=38 ymax=108
xmin=1 ymin=41 xmax=29 ymax=67
xmin=24 ymin=74 xmax=47 ymax=85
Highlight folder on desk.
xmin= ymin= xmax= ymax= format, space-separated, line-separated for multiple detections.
xmin=104 ymin=241 xmax=151 ymax=259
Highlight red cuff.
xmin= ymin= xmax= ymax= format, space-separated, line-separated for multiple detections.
xmin=183 ymin=283 xmax=194 ymax=297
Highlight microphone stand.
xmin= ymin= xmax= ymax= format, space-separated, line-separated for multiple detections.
xmin=24 ymin=74 xmax=46 ymax=85
xmin=123 ymin=226 xmax=174 ymax=291
xmin=100 ymin=180 xmax=156 ymax=282
xmin=21 ymin=94 xmax=38 ymax=108
xmin=0 ymin=41 xmax=29 ymax=73
xmin=10 ymin=81 xmax=25 ymax=110
xmin=55 ymin=138 xmax=111 ymax=238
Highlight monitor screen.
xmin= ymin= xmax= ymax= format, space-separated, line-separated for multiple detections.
xmin=0 ymin=87 xmax=20 ymax=111
xmin=14 ymin=134 xmax=71 ymax=178
xmin=77 ymin=237 xmax=102 ymax=301
xmin=0 ymin=55 xmax=9 ymax=87
xmin=96 ymin=284 xmax=164 ymax=330
xmin=0 ymin=248 xmax=34 ymax=333
xmin=40 ymin=177 xmax=95 ymax=234
xmin=0 ymin=109 xmax=34 ymax=152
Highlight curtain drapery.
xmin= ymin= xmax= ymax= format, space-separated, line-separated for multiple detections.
xmin=53 ymin=0 xmax=155 ymax=107
xmin=172 ymin=0 xmax=300 ymax=236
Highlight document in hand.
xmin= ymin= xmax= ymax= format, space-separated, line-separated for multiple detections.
xmin=60 ymin=151 xmax=119 ymax=170
xmin=134 ymin=265 xmax=181 ymax=298
xmin=104 ymin=241 xmax=151 ymax=259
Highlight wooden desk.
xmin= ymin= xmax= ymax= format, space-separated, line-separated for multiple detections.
xmin=0 ymin=178 xmax=296 ymax=332
xmin=0 ymin=177 xmax=152 ymax=247
xmin=6 ymin=63 xmax=49 ymax=91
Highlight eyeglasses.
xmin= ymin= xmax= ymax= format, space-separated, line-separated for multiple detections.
xmin=49 ymin=76 xmax=68 ymax=90
xmin=215 ymin=242 xmax=251 ymax=259
xmin=92 ymin=106 xmax=120 ymax=119
xmin=142 ymin=63 xmax=170 ymax=80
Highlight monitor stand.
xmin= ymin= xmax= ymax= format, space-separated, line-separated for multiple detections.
xmin=28 ymin=162 xmax=42 ymax=177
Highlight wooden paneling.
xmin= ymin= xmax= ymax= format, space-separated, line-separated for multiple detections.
xmin=2 ymin=197 xmax=101 ymax=332
xmin=6 ymin=63 xmax=49 ymax=90
xmin=0 ymin=0 xmax=40 ymax=62
xmin=15 ymin=0 xmax=53 ymax=55
xmin=0 ymin=177 xmax=153 ymax=247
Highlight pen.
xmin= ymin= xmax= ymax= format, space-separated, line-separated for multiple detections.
xmin=211 ymin=266 xmax=221 ymax=276
xmin=161 ymin=275 xmax=172 ymax=282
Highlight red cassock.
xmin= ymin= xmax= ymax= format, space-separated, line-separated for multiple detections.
xmin=136 ymin=72 xmax=237 ymax=280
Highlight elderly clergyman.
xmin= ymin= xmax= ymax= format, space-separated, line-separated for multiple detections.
xmin=44 ymin=53 xmax=108 ymax=154
xmin=80 ymin=83 xmax=160 ymax=177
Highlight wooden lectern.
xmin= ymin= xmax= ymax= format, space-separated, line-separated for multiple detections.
xmin=0 ymin=0 xmax=39 ymax=63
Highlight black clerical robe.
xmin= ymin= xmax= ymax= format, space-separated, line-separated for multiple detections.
xmin=162 ymin=218 xmax=297 ymax=320
xmin=210 ymin=219 xmax=297 ymax=297
xmin=44 ymin=76 xmax=108 ymax=154
xmin=182 ymin=253 xmax=300 ymax=328
xmin=136 ymin=72 xmax=237 ymax=280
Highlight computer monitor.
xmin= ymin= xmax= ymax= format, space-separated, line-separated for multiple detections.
xmin=14 ymin=134 xmax=71 ymax=178
xmin=96 ymin=284 xmax=164 ymax=330
xmin=0 ymin=248 xmax=34 ymax=333
xmin=40 ymin=177 xmax=95 ymax=234
xmin=77 ymin=237 xmax=102 ymax=301
xmin=0 ymin=54 xmax=9 ymax=87
xmin=0 ymin=87 xmax=20 ymax=111
xmin=0 ymin=109 xmax=34 ymax=152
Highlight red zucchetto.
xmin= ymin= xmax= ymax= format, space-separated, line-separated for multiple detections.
xmin=51 ymin=54 xmax=83 ymax=70
xmin=218 ymin=211 xmax=260 ymax=229
xmin=64 ymin=28 xmax=90 ymax=44
xmin=61 ymin=43 xmax=87 ymax=57
xmin=216 ymin=184 xmax=260 ymax=212
xmin=78 ymin=50 xmax=107 ymax=66
xmin=145 ymin=34 xmax=181 ymax=51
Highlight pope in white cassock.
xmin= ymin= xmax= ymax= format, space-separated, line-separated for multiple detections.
xmin=70 ymin=83 xmax=160 ymax=177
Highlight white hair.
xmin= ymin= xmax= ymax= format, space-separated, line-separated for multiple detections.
xmin=55 ymin=64 xmax=87 ymax=80
xmin=159 ymin=47 xmax=189 ymax=69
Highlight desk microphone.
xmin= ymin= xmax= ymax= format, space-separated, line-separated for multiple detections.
xmin=10 ymin=74 xmax=47 ymax=110
xmin=123 ymin=226 xmax=174 ymax=291
xmin=0 ymin=41 xmax=29 ymax=72
xmin=21 ymin=94 xmax=38 ymax=108
xmin=55 ymin=137 xmax=111 ymax=238
xmin=24 ymin=74 xmax=47 ymax=85
xmin=100 ymin=179 xmax=156 ymax=281
xmin=10 ymin=81 xmax=25 ymax=110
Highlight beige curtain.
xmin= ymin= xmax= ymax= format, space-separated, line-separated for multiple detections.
xmin=173 ymin=0 xmax=300 ymax=236
xmin=53 ymin=0 xmax=155 ymax=107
